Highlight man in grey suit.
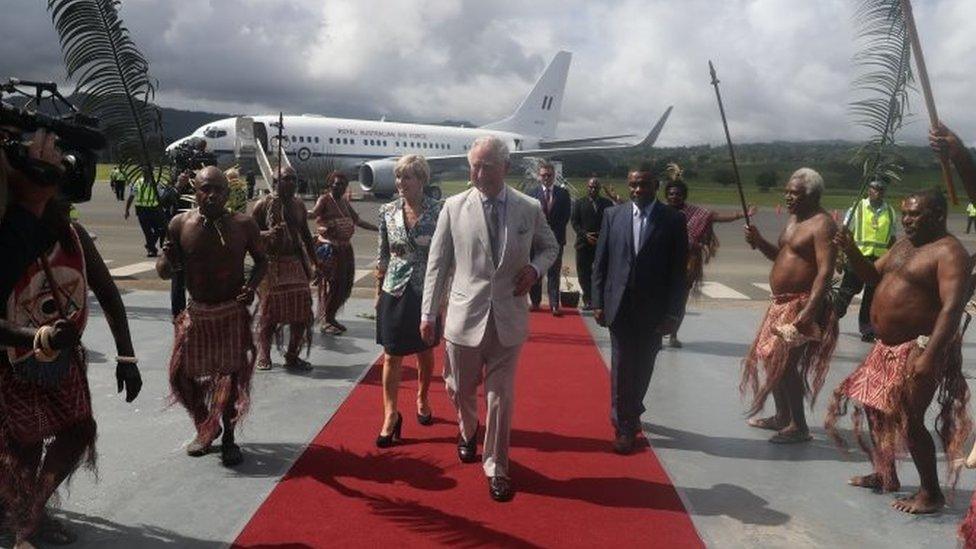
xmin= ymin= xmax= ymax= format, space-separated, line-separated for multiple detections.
xmin=592 ymin=164 xmax=687 ymax=454
xmin=421 ymin=136 xmax=559 ymax=502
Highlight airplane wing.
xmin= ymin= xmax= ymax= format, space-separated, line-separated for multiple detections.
xmin=419 ymin=106 xmax=672 ymax=169
xmin=537 ymin=134 xmax=635 ymax=148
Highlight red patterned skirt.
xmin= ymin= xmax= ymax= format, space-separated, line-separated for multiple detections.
xmin=317 ymin=243 xmax=355 ymax=323
xmin=169 ymin=300 xmax=255 ymax=441
xmin=826 ymin=338 xmax=970 ymax=491
xmin=258 ymin=256 xmax=313 ymax=325
xmin=257 ymin=255 xmax=313 ymax=356
xmin=0 ymin=352 xmax=92 ymax=446
xmin=740 ymin=293 xmax=838 ymax=416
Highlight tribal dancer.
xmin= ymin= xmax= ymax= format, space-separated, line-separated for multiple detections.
xmin=0 ymin=129 xmax=142 ymax=546
xmin=928 ymin=124 xmax=976 ymax=539
xmin=742 ymin=168 xmax=838 ymax=444
xmin=663 ymin=163 xmax=754 ymax=348
xmin=252 ymin=166 xmax=316 ymax=371
xmin=310 ymin=171 xmax=377 ymax=334
xmin=827 ymin=189 xmax=970 ymax=515
xmin=158 ymin=167 xmax=268 ymax=466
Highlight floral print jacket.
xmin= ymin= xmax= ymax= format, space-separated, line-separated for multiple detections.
xmin=377 ymin=196 xmax=442 ymax=297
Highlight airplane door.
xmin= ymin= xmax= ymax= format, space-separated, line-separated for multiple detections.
xmin=254 ymin=123 xmax=269 ymax=153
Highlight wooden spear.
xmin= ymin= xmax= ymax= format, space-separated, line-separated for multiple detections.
xmin=899 ymin=0 xmax=957 ymax=204
xmin=708 ymin=60 xmax=752 ymax=227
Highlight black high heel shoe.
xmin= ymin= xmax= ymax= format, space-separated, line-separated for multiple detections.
xmin=376 ymin=412 xmax=402 ymax=448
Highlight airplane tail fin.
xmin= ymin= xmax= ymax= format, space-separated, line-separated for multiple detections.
xmin=480 ymin=51 xmax=570 ymax=138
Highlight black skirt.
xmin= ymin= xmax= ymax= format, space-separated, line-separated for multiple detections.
xmin=376 ymin=284 xmax=440 ymax=356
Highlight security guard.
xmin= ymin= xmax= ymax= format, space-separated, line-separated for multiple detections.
xmin=124 ymin=175 xmax=166 ymax=257
xmin=838 ymin=180 xmax=896 ymax=341
xmin=109 ymin=166 xmax=126 ymax=201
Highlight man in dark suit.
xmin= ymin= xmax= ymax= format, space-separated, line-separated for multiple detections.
xmin=527 ymin=161 xmax=572 ymax=316
xmin=592 ymin=164 xmax=687 ymax=454
xmin=571 ymin=177 xmax=614 ymax=310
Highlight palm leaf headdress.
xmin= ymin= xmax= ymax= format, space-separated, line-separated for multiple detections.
xmin=847 ymin=0 xmax=914 ymax=224
xmin=47 ymin=0 xmax=166 ymax=188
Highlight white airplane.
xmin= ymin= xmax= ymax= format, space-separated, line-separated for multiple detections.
xmin=166 ymin=51 xmax=672 ymax=198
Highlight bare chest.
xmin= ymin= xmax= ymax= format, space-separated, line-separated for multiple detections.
xmin=883 ymin=244 xmax=937 ymax=288
xmin=180 ymin=219 xmax=247 ymax=263
xmin=778 ymin=221 xmax=816 ymax=258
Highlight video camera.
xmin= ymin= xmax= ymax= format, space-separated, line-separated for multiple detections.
xmin=0 ymin=79 xmax=104 ymax=203
xmin=169 ymin=137 xmax=217 ymax=175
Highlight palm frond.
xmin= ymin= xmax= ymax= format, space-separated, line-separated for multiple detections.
xmin=47 ymin=0 xmax=166 ymax=188
xmin=848 ymin=0 xmax=914 ymax=202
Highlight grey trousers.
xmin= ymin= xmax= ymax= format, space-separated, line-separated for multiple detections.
xmin=444 ymin=316 xmax=522 ymax=478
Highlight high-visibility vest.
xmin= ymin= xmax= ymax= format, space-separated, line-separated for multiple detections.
xmin=967 ymin=203 xmax=975 ymax=217
xmin=852 ymin=198 xmax=895 ymax=257
xmin=132 ymin=179 xmax=158 ymax=208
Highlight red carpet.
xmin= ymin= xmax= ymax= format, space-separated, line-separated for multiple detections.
xmin=234 ymin=312 xmax=703 ymax=548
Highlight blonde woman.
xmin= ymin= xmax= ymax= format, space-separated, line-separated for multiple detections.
xmin=375 ymin=155 xmax=442 ymax=447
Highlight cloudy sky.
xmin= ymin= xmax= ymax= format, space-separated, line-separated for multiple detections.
xmin=1 ymin=0 xmax=974 ymax=146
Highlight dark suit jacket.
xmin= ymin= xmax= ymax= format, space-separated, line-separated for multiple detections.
xmin=527 ymin=184 xmax=572 ymax=245
xmin=591 ymin=200 xmax=688 ymax=329
xmin=571 ymin=195 xmax=614 ymax=249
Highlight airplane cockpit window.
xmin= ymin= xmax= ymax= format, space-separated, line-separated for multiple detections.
xmin=203 ymin=128 xmax=227 ymax=139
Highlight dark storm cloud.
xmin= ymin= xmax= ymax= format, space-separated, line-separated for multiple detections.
xmin=1 ymin=0 xmax=973 ymax=144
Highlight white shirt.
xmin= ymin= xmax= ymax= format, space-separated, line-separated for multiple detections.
xmin=632 ymin=200 xmax=655 ymax=255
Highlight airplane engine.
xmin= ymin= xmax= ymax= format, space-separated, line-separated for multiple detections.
xmin=359 ymin=160 xmax=397 ymax=198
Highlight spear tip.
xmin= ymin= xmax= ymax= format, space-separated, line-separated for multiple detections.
xmin=708 ymin=60 xmax=718 ymax=84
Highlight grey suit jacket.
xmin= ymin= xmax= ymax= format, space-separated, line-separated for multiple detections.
xmin=422 ymin=185 xmax=559 ymax=347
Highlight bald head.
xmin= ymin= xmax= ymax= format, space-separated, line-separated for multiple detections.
xmin=194 ymin=165 xmax=229 ymax=217
xmin=194 ymin=166 xmax=228 ymax=189
xmin=275 ymin=166 xmax=298 ymax=197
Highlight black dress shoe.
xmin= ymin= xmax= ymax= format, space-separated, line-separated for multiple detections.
xmin=551 ymin=308 xmax=563 ymax=317
xmin=612 ymin=433 xmax=635 ymax=455
xmin=376 ymin=412 xmax=403 ymax=448
xmin=488 ymin=476 xmax=515 ymax=502
xmin=457 ymin=429 xmax=478 ymax=463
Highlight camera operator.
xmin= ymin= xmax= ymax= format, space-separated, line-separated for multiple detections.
xmin=123 ymin=168 xmax=166 ymax=257
xmin=166 ymin=169 xmax=195 ymax=317
xmin=0 ymin=127 xmax=142 ymax=545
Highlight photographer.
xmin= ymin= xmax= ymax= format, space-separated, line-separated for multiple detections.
xmin=0 ymin=127 xmax=142 ymax=545
xmin=166 ymin=169 xmax=195 ymax=317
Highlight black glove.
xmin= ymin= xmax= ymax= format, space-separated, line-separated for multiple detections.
xmin=116 ymin=361 xmax=142 ymax=402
